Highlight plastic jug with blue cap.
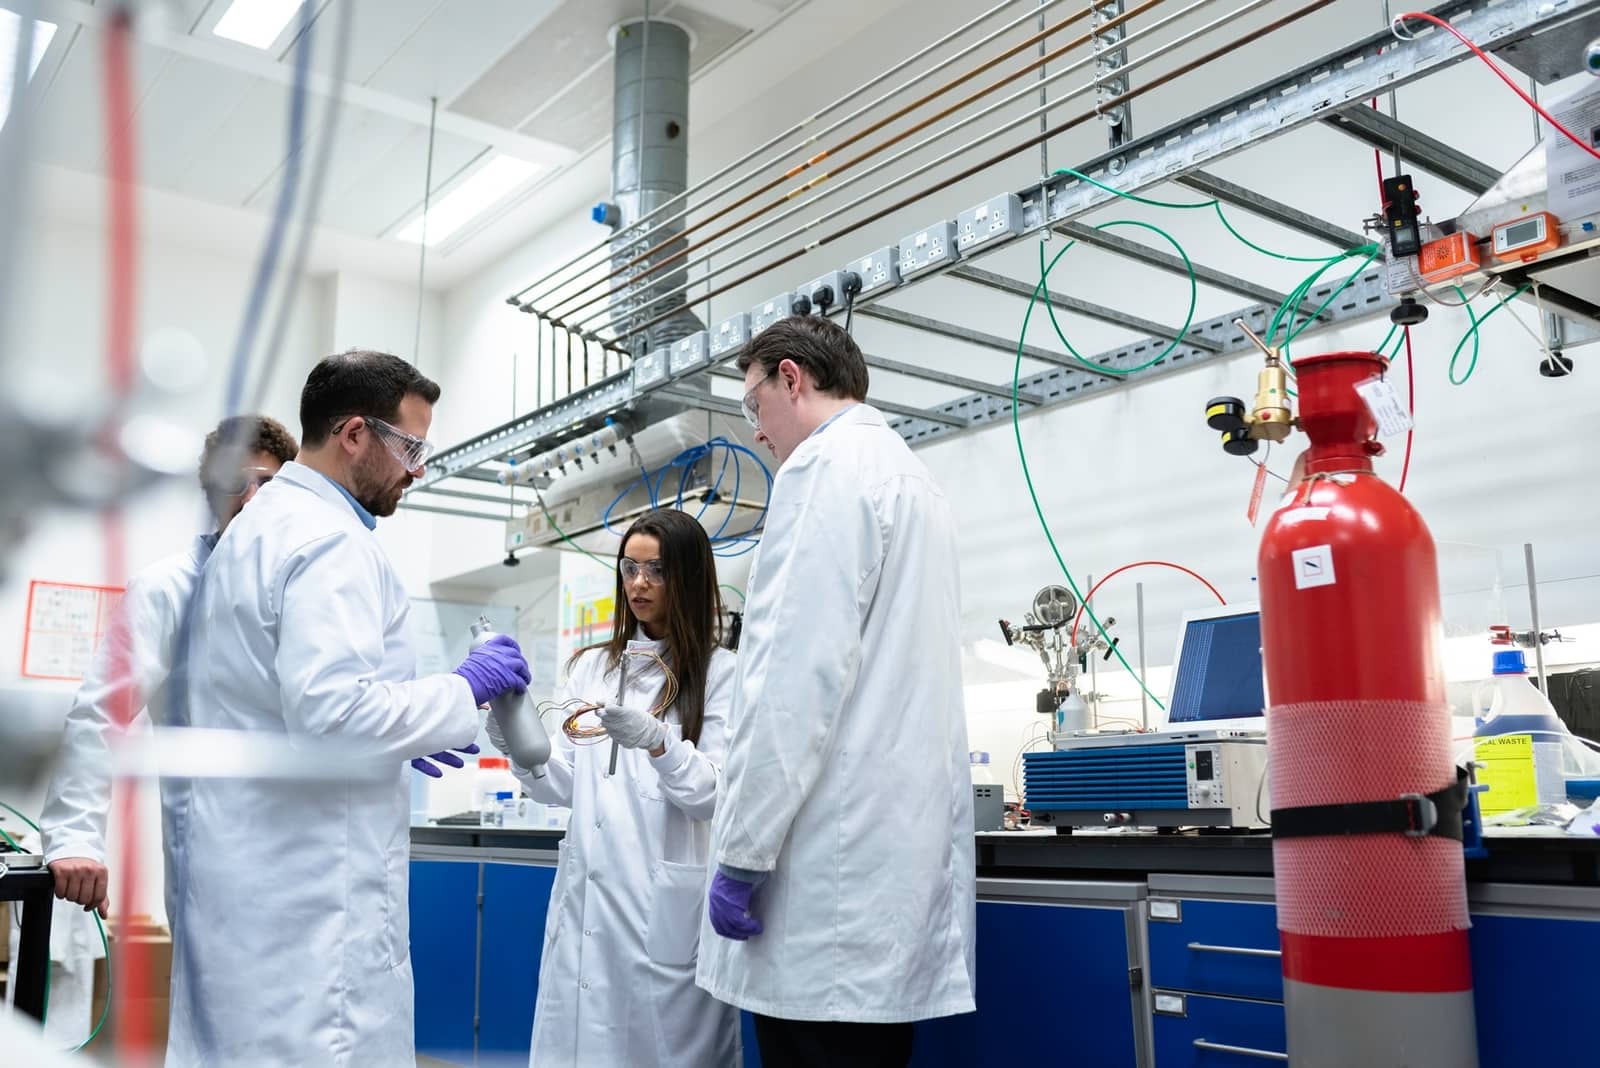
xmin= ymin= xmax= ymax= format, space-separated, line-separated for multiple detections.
xmin=1472 ymin=649 xmax=1567 ymax=814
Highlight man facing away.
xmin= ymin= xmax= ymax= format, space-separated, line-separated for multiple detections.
xmin=168 ymin=350 xmax=531 ymax=1066
xmin=697 ymin=316 xmax=976 ymax=1068
xmin=41 ymin=415 xmax=298 ymax=923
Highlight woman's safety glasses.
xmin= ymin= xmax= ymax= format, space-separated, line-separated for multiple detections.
xmin=619 ymin=558 xmax=666 ymax=585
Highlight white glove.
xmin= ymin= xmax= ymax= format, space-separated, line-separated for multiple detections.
xmin=600 ymin=703 xmax=668 ymax=752
xmin=484 ymin=708 xmax=511 ymax=758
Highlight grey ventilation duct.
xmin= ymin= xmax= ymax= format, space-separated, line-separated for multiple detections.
xmin=607 ymin=19 xmax=703 ymax=354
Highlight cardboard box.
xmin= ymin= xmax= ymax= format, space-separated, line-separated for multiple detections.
xmin=86 ymin=916 xmax=173 ymax=1056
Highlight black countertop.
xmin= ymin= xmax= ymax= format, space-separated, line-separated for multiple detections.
xmin=411 ymin=824 xmax=1600 ymax=886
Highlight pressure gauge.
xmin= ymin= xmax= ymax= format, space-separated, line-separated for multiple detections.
xmin=1031 ymin=585 xmax=1077 ymax=627
xmin=1492 ymin=212 xmax=1560 ymax=262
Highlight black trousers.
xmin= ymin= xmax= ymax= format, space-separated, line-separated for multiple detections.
xmin=752 ymin=1015 xmax=914 ymax=1068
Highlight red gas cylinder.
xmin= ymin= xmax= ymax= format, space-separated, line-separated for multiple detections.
xmin=1258 ymin=350 xmax=1476 ymax=1067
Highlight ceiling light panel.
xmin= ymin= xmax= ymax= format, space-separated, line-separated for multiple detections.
xmin=395 ymin=155 xmax=542 ymax=246
xmin=0 ymin=11 xmax=57 ymax=130
xmin=212 ymin=0 xmax=306 ymax=50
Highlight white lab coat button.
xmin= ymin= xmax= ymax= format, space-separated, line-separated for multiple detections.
xmin=584 ymin=929 xmax=592 ymax=936
xmin=581 ymin=981 xmax=590 ymax=990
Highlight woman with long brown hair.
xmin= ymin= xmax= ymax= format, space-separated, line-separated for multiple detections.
xmin=485 ymin=507 xmax=741 ymax=1066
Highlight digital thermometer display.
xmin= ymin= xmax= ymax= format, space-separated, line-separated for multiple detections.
xmin=1493 ymin=212 xmax=1560 ymax=261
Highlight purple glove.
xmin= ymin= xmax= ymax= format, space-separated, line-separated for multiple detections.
xmin=411 ymin=744 xmax=480 ymax=778
xmin=708 ymin=870 xmax=765 ymax=940
xmin=454 ymin=634 xmax=531 ymax=706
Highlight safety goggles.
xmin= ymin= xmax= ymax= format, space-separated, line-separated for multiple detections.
xmin=740 ymin=370 xmax=778 ymax=429
xmin=337 ymin=415 xmax=435 ymax=471
xmin=206 ymin=466 xmax=275 ymax=497
xmin=619 ymin=558 xmax=666 ymax=585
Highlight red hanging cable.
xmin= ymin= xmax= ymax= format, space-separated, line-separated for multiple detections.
xmin=1396 ymin=12 xmax=1600 ymax=165
xmin=1069 ymin=561 xmax=1226 ymax=646
xmin=1398 ymin=326 xmax=1416 ymax=494
xmin=101 ymin=6 xmax=150 ymax=1056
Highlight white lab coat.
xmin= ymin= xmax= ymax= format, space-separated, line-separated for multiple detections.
xmin=39 ymin=535 xmax=212 ymax=930
xmin=166 ymin=461 xmax=479 ymax=1068
xmin=519 ymin=635 xmax=741 ymax=1067
xmin=696 ymin=404 xmax=976 ymax=1024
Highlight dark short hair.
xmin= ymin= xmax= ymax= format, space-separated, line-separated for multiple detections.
xmin=299 ymin=349 xmax=441 ymax=446
xmin=199 ymin=415 xmax=298 ymax=487
xmin=736 ymin=315 xmax=868 ymax=401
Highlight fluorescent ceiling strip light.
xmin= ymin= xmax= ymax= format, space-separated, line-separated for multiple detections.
xmin=213 ymin=0 xmax=306 ymax=50
xmin=0 ymin=11 xmax=57 ymax=131
xmin=396 ymin=155 xmax=542 ymax=246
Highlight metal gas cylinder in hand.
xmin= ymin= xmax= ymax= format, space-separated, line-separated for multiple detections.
xmin=470 ymin=616 xmax=552 ymax=776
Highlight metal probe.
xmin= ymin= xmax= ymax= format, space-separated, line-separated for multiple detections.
xmin=607 ymin=653 xmax=630 ymax=777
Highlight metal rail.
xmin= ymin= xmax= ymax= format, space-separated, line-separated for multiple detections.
xmin=949 ymin=264 xmax=1223 ymax=351
xmin=1320 ymin=105 xmax=1501 ymax=194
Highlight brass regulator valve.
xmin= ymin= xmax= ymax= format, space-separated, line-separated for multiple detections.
xmin=1204 ymin=320 xmax=1295 ymax=456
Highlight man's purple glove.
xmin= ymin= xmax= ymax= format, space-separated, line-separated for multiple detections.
xmin=708 ymin=869 xmax=765 ymax=940
xmin=454 ymin=634 xmax=531 ymax=706
xmin=411 ymin=744 xmax=480 ymax=778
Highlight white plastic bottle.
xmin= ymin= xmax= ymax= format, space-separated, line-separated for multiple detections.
xmin=493 ymin=791 xmax=515 ymax=828
xmin=969 ymin=751 xmax=997 ymax=786
xmin=474 ymin=756 xmax=518 ymax=817
xmin=1057 ymin=691 xmax=1090 ymax=733
xmin=1472 ymin=649 xmax=1567 ymax=813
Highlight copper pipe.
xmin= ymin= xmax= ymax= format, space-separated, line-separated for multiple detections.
xmin=511 ymin=0 xmax=1052 ymax=307
xmin=619 ymin=0 xmax=1340 ymax=345
xmin=547 ymin=0 xmax=1141 ymax=320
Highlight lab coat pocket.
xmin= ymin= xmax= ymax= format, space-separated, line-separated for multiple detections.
xmin=645 ymin=859 xmax=708 ymax=966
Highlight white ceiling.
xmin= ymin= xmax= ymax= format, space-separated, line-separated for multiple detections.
xmin=14 ymin=0 xmax=804 ymax=284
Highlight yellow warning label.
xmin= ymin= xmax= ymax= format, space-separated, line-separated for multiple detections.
xmin=1474 ymin=734 xmax=1539 ymax=816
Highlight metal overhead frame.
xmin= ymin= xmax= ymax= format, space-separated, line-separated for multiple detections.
xmin=1174 ymin=170 xmax=1368 ymax=250
xmin=890 ymin=267 xmax=1392 ymax=444
xmin=1320 ymin=106 xmax=1501 ymax=194
xmin=863 ymin=352 xmax=1047 ymax=407
xmin=854 ymin=304 xmax=1123 ymax=375
xmin=698 ymin=364 xmax=971 ymax=427
xmin=1052 ymin=221 xmax=1320 ymax=315
xmin=419 ymin=0 xmax=1589 ymax=494
xmin=948 ymin=264 xmax=1223 ymax=351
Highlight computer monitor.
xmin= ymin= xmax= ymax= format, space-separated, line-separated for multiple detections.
xmin=1165 ymin=603 xmax=1267 ymax=728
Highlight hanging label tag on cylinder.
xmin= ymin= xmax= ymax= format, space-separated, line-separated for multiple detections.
xmin=1247 ymin=461 xmax=1268 ymax=527
xmin=1353 ymin=375 xmax=1413 ymax=438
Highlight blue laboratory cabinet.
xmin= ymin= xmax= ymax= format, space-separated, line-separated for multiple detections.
xmin=414 ymin=859 xmax=1149 ymax=1068
xmin=412 ymin=834 xmax=1600 ymax=1068
xmin=409 ymin=853 xmax=557 ymax=1065
xmin=730 ymin=878 xmax=1150 ymax=1068
xmin=1145 ymin=875 xmax=1600 ymax=1067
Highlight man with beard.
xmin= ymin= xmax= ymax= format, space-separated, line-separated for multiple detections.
xmin=168 ymin=350 xmax=531 ymax=1066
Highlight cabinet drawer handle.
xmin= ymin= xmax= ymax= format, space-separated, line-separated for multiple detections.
xmin=1187 ymin=942 xmax=1282 ymax=959
xmin=1194 ymin=1038 xmax=1288 ymax=1061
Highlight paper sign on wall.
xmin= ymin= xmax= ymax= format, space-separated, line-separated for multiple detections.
xmin=21 ymin=580 xmax=125 ymax=681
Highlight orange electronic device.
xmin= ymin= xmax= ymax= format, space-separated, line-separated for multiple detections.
xmin=1492 ymin=212 xmax=1560 ymax=263
xmin=1417 ymin=231 xmax=1481 ymax=283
